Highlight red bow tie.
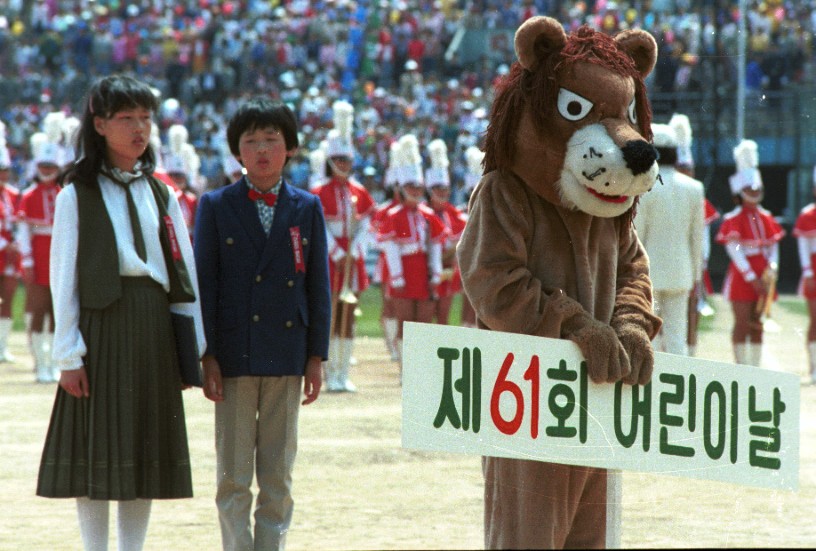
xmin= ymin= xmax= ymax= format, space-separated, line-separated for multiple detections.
xmin=248 ymin=189 xmax=277 ymax=207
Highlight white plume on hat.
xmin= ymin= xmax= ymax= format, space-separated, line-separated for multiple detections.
xmin=31 ymin=131 xmax=62 ymax=166
xmin=733 ymin=139 xmax=759 ymax=171
xmin=325 ymin=100 xmax=355 ymax=158
xmin=43 ymin=111 xmax=66 ymax=145
xmin=730 ymin=139 xmax=762 ymax=195
xmin=308 ymin=141 xmax=327 ymax=190
xmin=424 ymin=138 xmax=450 ymax=188
xmin=464 ymin=145 xmax=484 ymax=191
xmin=651 ymin=124 xmax=678 ymax=150
xmin=394 ymin=134 xmax=423 ymax=186
xmin=165 ymin=123 xmax=200 ymax=189
xmin=150 ymin=125 xmax=163 ymax=166
xmin=0 ymin=121 xmax=10 ymax=168
xmin=384 ymin=140 xmax=399 ymax=188
xmin=669 ymin=113 xmax=694 ymax=169
xmin=167 ymin=124 xmax=189 ymax=159
xmin=61 ymin=115 xmax=81 ymax=165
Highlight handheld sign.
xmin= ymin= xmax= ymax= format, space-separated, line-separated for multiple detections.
xmin=402 ymin=322 xmax=799 ymax=491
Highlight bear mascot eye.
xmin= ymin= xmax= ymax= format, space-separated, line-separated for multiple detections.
xmin=627 ymin=98 xmax=638 ymax=125
xmin=557 ymin=88 xmax=593 ymax=122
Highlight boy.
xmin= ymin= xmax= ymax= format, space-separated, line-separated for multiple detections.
xmin=193 ymin=98 xmax=330 ymax=551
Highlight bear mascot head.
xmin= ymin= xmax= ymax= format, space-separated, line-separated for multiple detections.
xmin=484 ymin=16 xmax=659 ymax=219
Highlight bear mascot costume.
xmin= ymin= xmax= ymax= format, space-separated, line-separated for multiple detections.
xmin=457 ymin=16 xmax=663 ymax=549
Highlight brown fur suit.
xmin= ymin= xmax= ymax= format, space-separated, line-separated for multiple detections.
xmin=457 ymin=17 xmax=663 ymax=549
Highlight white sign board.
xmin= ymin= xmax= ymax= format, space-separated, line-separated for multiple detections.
xmin=402 ymin=322 xmax=799 ymax=491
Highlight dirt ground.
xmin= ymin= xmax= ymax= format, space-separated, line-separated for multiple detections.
xmin=2 ymin=293 xmax=815 ymax=550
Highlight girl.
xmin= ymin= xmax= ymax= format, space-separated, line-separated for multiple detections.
xmin=372 ymin=142 xmax=402 ymax=361
xmin=311 ymin=100 xmax=376 ymax=392
xmin=424 ymin=139 xmax=466 ymax=326
xmin=716 ymin=140 xmax=784 ymax=367
xmin=378 ymin=134 xmax=447 ymax=377
xmin=794 ymin=176 xmax=816 ymax=383
xmin=18 ymin=125 xmax=62 ymax=382
xmin=36 ymin=75 xmax=205 ymax=551
xmin=457 ymin=145 xmax=483 ymax=329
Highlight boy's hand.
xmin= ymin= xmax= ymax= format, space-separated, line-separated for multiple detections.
xmin=202 ymin=355 xmax=224 ymax=402
xmin=302 ymin=356 xmax=322 ymax=405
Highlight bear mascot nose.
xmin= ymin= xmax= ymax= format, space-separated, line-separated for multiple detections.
xmin=622 ymin=140 xmax=658 ymax=176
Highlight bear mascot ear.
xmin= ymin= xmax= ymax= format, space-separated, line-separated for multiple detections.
xmin=514 ymin=16 xmax=658 ymax=79
xmin=614 ymin=29 xmax=658 ymax=78
xmin=514 ymin=16 xmax=566 ymax=71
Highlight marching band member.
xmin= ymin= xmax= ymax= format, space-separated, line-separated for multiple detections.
xmin=0 ymin=124 xmax=20 ymax=363
xmin=164 ymin=122 xmax=203 ymax=194
xmin=378 ymin=134 xmax=447 ymax=379
xmin=165 ymin=124 xmax=200 ymax=240
xmin=149 ymin=124 xmax=175 ymax=187
xmin=308 ymin=141 xmax=326 ymax=191
xmin=18 ymin=129 xmax=63 ymax=382
xmin=60 ymin=115 xmax=81 ymax=168
xmin=221 ymin=154 xmax=244 ymax=187
xmin=424 ymin=138 xmax=467 ymax=326
xmin=372 ymin=141 xmax=402 ymax=361
xmin=635 ymin=123 xmax=704 ymax=357
xmin=670 ymin=113 xmax=717 ymax=356
xmin=716 ymin=139 xmax=785 ymax=367
xmin=794 ymin=170 xmax=816 ymax=383
xmin=312 ymin=100 xmax=376 ymax=392
xmin=458 ymin=145 xmax=484 ymax=328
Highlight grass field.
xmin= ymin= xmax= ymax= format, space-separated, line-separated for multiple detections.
xmin=2 ymin=292 xmax=815 ymax=549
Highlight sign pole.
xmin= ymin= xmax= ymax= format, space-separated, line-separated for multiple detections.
xmin=606 ymin=470 xmax=622 ymax=548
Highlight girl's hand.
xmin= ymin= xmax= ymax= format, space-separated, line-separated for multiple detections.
xmin=59 ymin=367 xmax=90 ymax=398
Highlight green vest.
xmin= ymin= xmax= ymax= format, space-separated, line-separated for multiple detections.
xmin=75 ymin=175 xmax=196 ymax=309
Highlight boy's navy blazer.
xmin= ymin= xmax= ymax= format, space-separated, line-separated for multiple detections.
xmin=194 ymin=178 xmax=331 ymax=377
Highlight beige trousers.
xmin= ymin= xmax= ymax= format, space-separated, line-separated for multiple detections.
xmin=483 ymin=457 xmax=607 ymax=549
xmin=215 ymin=376 xmax=301 ymax=551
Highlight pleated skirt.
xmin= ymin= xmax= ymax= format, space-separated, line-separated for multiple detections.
xmin=37 ymin=277 xmax=193 ymax=500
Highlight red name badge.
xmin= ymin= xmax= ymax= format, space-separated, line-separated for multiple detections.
xmin=290 ymin=226 xmax=305 ymax=273
xmin=163 ymin=215 xmax=182 ymax=261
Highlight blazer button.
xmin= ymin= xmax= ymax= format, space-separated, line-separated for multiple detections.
xmin=285 ymin=320 xmax=293 ymax=328
xmin=287 ymin=280 xmax=294 ymax=287
xmin=256 ymin=275 xmax=262 ymax=283
xmin=226 ymin=237 xmax=234 ymax=245
xmin=253 ymin=315 xmax=260 ymax=322
xmin=301 ymin=238 xmax=308 ymax=246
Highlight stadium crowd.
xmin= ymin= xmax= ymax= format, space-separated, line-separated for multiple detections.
xmin=0 ymin=0 xmax=813 ymax=200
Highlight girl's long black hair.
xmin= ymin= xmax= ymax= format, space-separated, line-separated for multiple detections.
xmin=60 ymin=74 xmax=159 ymax=187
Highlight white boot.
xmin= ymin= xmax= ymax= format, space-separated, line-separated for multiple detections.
xmin=733 ymin=343 xmax=748 ymax=365
xmin=808 ymin=342 xmax=816 ymax=384
xmin=0 ymin=317 xmax=15 ymax=363
xmin=745 ymin=342 xmax=762 ymax=367
xmin=326 ymin=338 xmax=342 ymax=392
xmin=383 ymin=318 xmax=399 ymax=361
xmin=338 ymin=337 xmax=357 ymax=393
xmin=31 ymin=332 xmax=50 ymax=383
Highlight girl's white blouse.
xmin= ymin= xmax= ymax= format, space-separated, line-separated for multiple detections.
xmin=50 ymin=174 xmax=206 ymax=371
